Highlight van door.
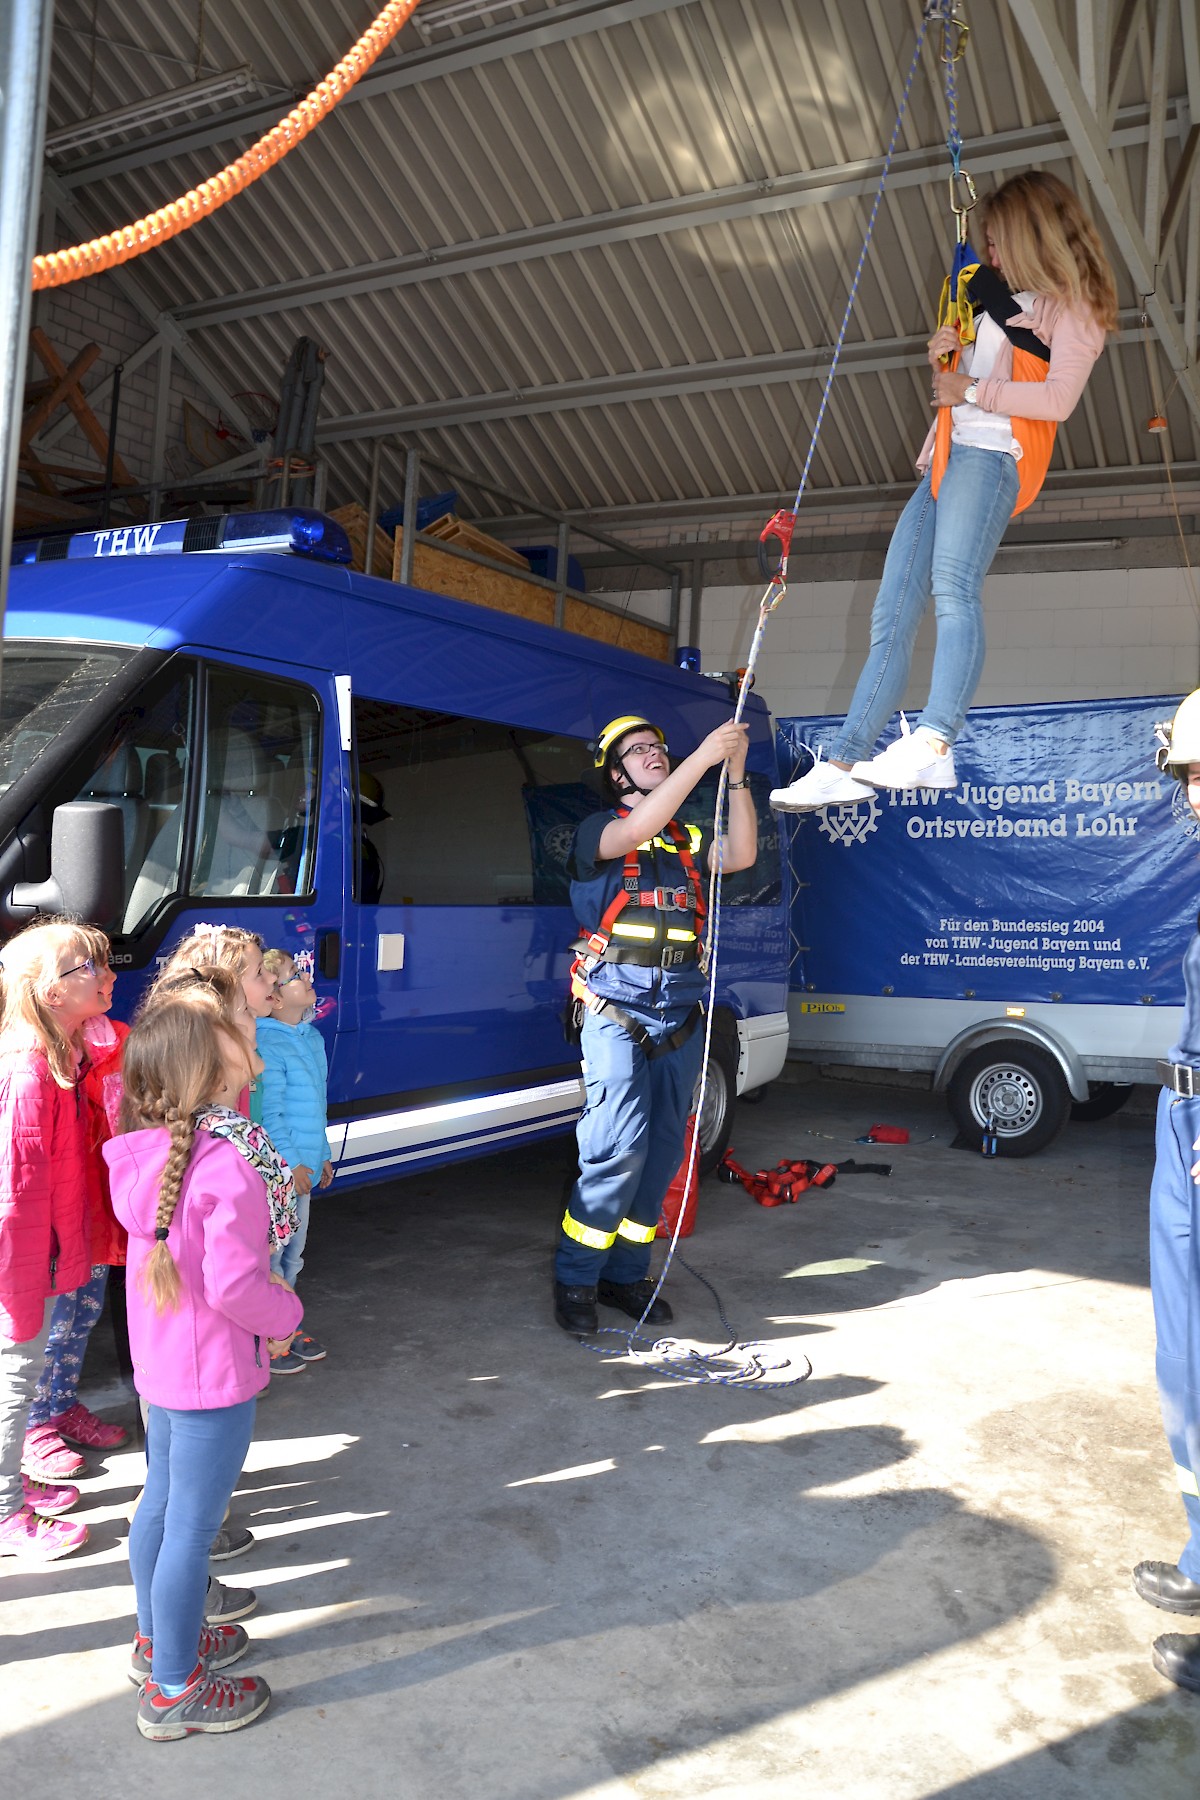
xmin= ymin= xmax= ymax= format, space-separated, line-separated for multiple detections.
xmin=338 ymin=691 xmax=591 ymax=1182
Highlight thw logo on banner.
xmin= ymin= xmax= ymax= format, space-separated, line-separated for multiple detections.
xmin=816 ymin=795 xmax=881 ymax=848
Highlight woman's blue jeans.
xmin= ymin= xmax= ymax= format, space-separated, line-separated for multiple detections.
xmin=129 ymin=1398 xmax=257 ymax=1687
xmin=832 ymin=445 xmax=1020 ymax=763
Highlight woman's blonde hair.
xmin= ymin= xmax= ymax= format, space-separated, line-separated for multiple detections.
xmin=0 ymin=917 xmax=110 ymax=1087
xmin=121 ymin=995 xmax=242 ymax=1312
xmin=153 ymin=924 xmax=264 ymax=992
xmin=979 ymin=171 xmax=1119 ymax=332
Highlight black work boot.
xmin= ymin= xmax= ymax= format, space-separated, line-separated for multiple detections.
xmin=1152 ymin=1633 xmax=1200 ymax=1693
xmin=1133 ymin=1561 xmax=1200 ymax=1614
xmin=597 ymin=1277 xmax=673 ymax=1324
xmin=554 ymin=1283 xmax=598 ymax=1334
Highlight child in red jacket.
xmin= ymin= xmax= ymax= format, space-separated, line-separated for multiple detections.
xmin=23 ymin=925 xmax=131 ymax=1484
xmin=0 ymin=920 xmax=106 ymax=1561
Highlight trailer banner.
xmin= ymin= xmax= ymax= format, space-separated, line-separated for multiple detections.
xmin=777 ymin=696 xmax=1194 ymax=1007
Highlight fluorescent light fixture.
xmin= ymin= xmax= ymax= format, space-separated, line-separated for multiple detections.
xmin=45 ymin=66 xmax=261 ymax=160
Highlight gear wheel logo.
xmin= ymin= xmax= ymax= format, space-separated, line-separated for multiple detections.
xmin=816 ymin=793 xmax=881 ymax=848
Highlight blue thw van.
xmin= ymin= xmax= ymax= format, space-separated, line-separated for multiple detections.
xmin=3 ymin=509 xmax=789 ymax=1186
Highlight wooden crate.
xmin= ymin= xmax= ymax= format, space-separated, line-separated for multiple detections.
xmin=328 ymin=502 xmax=393 ymax=578
xmin=422 ymin=512 xmax=531 ymax=570
xmin=391 ymin=526 xmax=669 ymax=661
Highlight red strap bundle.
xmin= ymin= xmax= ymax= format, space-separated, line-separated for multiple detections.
xmin=719 ymin=1152 xmax=837 ymax=1207
xmin=865 ymin=1124 xmax=909 ymax=1144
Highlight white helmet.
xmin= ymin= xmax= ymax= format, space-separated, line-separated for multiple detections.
xmin=1156 ymin=691 xmax=1200 ymax=782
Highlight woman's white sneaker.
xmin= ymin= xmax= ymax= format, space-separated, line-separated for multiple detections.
xmin=770 ymin=760 xmax=877 ymax=812
xmin=851 ymin=722 xmax=957 ymax=791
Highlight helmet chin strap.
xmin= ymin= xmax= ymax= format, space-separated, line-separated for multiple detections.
xmin=612 ymin=754 xmax=655 ymax=799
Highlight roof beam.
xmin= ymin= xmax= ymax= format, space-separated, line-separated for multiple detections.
xmin=53 ymin=0 xmax=698 ymax=192
xmin=1006 ymin=0 xmax=1200 ymax=433
xmin=170 ymin=102 xmax=1184 ymax=331
xmin=315 ymin=312 xmax=1165 ymax=443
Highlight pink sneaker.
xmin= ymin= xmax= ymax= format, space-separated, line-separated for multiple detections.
xmin=21 ymin=1423 xmax=86 ymax=1482
xmin=0 ymin=1504 xmax=88 ymax=1561
xmin=22 ymin=1474 xmax=80 ymax=1517
xmin=49 ymin=1402 xmax=130 ymax=1451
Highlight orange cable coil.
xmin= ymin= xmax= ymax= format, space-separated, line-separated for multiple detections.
xmin=32 ymin=0 xmax=421 ymax=290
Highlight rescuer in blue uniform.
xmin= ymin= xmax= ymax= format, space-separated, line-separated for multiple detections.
xmin=554 ymin=713 xmax=757 ymax=1335
xmin=1137 ymin=690 xmax=1200 ymax=1696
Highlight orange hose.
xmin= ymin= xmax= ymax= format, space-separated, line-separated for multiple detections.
xmin=33 ymin=0 xmax=421 ymax=291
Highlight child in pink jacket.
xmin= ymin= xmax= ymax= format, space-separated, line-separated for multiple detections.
xmin=106 ymin=995 xmax=302 ymax=1742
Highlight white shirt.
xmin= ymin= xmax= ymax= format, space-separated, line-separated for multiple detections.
xmin=950 ymin=289 xmax=1036 ymax=460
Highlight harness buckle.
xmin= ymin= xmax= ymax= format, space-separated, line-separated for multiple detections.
xmin=1180 ymin=1064 xmax=1195 ymax=1099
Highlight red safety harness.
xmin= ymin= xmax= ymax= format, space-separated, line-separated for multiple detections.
xmin=581 ymin=810 xmax=707 ymax=965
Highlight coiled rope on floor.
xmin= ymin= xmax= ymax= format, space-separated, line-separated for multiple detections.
xmin=32 ymin=0 xmax=420 ymax=291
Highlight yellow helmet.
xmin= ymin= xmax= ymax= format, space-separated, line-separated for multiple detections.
xmin=1156 ymin=691 xmax=1200 ymax=780
xmin=592 ymin=715 xmax=665 ymax=771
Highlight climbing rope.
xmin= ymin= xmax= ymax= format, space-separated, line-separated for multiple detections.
xmin=32 ymin=0 xmax=420 ymax=291
xmin=579 ymin=4 xmax=973 ymax=1387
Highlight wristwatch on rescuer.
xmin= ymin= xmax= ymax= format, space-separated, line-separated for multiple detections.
xmin=963 ymin=381 xmax=979 ymax=405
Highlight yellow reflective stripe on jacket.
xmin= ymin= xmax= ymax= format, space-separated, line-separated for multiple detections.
xmin=636 ymin=823 xmax=704 ymax=857
xmin=561 ymin=1210 xmax=617 ymax=1251
xmin=1177 ymin=1462 xmax=1200 ymax=1498
xmin=665 ymin=928 xmax=697 ymax=942
xmin=617 ymin=1217 xmax=658 ymax=1245
xmin=612 ymin=921 xmax=657 ymax=940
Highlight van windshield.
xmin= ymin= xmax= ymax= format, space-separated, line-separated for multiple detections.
xmin=0 ymin=643 xmax=132 ymax=792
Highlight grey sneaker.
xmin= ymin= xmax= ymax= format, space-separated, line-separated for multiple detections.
xmin=129 ymin=1623 xmax=249 ymax=1685
xmin=209 ymin=1524 xmax=254 ymax=1562
xmin=205 ymin=1576 xmax=257 ymax=1623
xmin=137 ymin=1664 xmax=271 ymax=1740
xmin=269 ymin=1349 xmax=307 ymax=1375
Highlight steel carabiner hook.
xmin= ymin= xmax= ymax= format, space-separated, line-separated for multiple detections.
xmin=948 ymin=167 xmax=977 ymax=243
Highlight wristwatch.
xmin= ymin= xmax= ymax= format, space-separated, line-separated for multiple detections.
xmin=963 ymin=381 xmax=979 ymax=406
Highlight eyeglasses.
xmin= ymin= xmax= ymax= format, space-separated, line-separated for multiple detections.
xmin=59 ymin=957 xmax=101 ymax=980
xmin=277 ymin=972 xmax=304 ymax=987
xmin=621 ymin=742 xmax=667 ymax=760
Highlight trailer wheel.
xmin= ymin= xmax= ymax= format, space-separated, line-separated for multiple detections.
xmin=695 ymin=1026 xmax=738 ymax=1174
xmin=1070 ymin=1082 xmax=1134 ymax=1124
xmin=947 ymin=1043 xmax=1070 ymax=1157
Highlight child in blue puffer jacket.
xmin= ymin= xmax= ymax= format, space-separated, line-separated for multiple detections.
xmin=257 ymin=950 xmax=332 ymax=1375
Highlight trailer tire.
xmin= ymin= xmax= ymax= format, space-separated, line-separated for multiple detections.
xmin=695 ymin=1024 xmax=738 ymax=1174
xmin=1070 ymin=1082 xmax=1134 ymax=1123
xmin=739 ymin=1083 xmax=770 ymax=1105
xmin=947 ymin=1043 xmax=1071 ymax=1157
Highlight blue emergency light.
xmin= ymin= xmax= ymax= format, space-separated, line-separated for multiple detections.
xmin=14 ymin=507 xmax=352 ymax=568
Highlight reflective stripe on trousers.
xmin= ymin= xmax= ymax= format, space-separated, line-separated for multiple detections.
xmin=556 ymin=1002 xmax=703 ymax=1288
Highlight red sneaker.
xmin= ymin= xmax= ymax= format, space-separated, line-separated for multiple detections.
xmin=0 ymin=1504 xmax=88 ymax=1561
xmin=129 ymin=1623 xmax=250 ymax=1685
xmin=137 ymin=1663 xmax=271 ymax=1740
xmin=49 ymin=1402 xmax=130 ymax=1450
xmin=21 ymin=1424 xmax=86 ymax=1482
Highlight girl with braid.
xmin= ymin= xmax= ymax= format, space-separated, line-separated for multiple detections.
xmin=105 ymin=998 xmax=302 ymax=1740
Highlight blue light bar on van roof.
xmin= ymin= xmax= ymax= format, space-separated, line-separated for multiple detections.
xmin=15 ymin=508 xmax=352 ymax=568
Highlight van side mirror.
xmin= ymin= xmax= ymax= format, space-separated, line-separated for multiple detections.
xmin=9 ymin=801 xmax=125 ymax=930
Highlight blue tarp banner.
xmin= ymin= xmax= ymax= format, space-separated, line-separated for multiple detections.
xmin=778 ymin=696 xmax=1195 ymax=1006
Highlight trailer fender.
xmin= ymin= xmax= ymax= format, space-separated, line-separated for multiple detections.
xmin=933 ymin=1019 xmax=1089 ymax=1103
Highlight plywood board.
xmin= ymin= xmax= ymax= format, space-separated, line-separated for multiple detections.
xmin=329 ymin=502 xmax=394 ymax=578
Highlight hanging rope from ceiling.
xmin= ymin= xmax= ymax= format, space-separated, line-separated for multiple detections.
xmin=32 ymin=0 xmax=420 ymax=291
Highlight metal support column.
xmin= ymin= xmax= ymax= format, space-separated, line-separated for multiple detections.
xmin=148 ymin=342 xmax=172 ymax=522
xmin=398 ymin=448 xmax=420 ymax=587
xmin=686 ymin=558 xmax=703 ymax=652
xmin=554 ymin=519 xmax=569 ymax=627
xmin=0 ymin=0 xmax=56 ymax=664
xmin=364 ymin=440 xmax=383 ymax=577
xmin=668 ymin=569 xmax=682 ymax=656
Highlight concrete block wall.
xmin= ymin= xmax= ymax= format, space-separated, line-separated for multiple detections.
xmin=697 ymin=565 xmax=1200 ymax=726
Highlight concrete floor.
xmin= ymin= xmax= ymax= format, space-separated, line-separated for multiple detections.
xmin=1 ymin=1073 xmax=1199 ymax=1796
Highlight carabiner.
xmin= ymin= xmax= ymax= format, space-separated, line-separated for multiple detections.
xmin=948 ymin=167 xmax=977 ymax=243
xmin=931 ymin=1 xmax=969 ymax=63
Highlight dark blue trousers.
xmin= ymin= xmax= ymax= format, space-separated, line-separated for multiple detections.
xmin=556 ymin=1004 xmax=703 ymax=1288
xmin=1149 ymin=1088 xmax=1200 ymax=1580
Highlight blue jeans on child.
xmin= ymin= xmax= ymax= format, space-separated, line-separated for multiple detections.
xmin=26 ymin=1264 xmax=109 ymax=1426
xmin=270 ymin=1191 xmax=310 ymax=1288
xmin=129 ymin=1398 xmax=257 ymax=1687
xmin=832 ymin=444 xmax=1020 ymax=763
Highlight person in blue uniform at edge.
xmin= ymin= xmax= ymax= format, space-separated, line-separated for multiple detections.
xmin=554 ymin=713 xmax=757 ymax=1336
xmin=1137 ymin=689 xmax=1200 ymax=1698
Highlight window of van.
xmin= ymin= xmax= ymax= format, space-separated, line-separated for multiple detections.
xmin=190 ymin=667 xmax=320 ymax=902
xmin=0 ymin=644 xmax=132 ymax=794
xmin=354 ymin=696 xmax=596 ymax=906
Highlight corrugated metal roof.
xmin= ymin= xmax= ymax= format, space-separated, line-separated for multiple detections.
xmin=41 ymin=0 xmax=1200 ymax=536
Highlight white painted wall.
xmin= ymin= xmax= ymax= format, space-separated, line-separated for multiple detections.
xmin=697 ymin=566 xmax=1200 ymax=725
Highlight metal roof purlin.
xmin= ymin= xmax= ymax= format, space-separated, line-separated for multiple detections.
xmin=168 ymin=102 xmax=1186 ymax=331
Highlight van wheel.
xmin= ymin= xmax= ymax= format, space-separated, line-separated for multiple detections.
xmin=947 ymin=1043 xmax=1070 ymax=1158
xmin=695 ymin=1027 xmax=738 ymax=1174
xmin=1070 ymin=1082 xmax=1134 ymax=1123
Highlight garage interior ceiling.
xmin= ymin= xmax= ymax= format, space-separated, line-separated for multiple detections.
xmin=38 ymin=0 xmax=1200 ymax=543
